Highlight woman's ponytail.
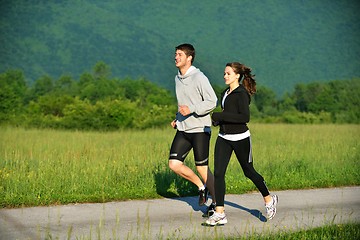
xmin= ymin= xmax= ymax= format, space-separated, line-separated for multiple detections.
xmin=242 ymin=66 xmax=256 ymax=96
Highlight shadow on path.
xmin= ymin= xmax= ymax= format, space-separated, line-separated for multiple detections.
xmin=154 ymin=166 xmax=267 ymax=222
xmin=170 ymin=196 xmax=267 ymax=222
xmin=224 ymin=200 xmax=267 ymax=222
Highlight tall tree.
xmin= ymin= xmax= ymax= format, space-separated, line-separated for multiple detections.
xmin=93 ymin=61 xmax=111 ymax=81
xmin=0 ymin=69 xmax=27 ymax=121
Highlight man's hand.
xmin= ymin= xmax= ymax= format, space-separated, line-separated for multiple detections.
xmin=178 ymin=105 xmax=191 ymax=116
xmin=171 ymin=119 xmax=177 ymax=129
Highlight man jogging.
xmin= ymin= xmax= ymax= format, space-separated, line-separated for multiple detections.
xmin=168 ymin=43 xmax=217 ymax=213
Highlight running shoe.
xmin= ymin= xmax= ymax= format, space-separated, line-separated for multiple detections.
xmin=202 ymin=202 xmax=216 ymax=217
xmin=265 ymin=194 xmax=278 ymax=220
xmin=198 ymin=187 xmax=208 ymax=206
xmin=205 ymin=211 xmax=227 ymax=226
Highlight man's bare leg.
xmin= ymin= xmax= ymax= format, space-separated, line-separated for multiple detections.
xmin=196 ymin=165 xmax=216 ymax=203
xmin=169 ymin=159 xmax=203 ymax=188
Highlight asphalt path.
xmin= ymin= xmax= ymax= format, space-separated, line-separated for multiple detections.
xmin=1 ymin=186 xmax=359 ymax=240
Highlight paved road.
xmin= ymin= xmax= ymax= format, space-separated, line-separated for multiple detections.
xmin=1 ymin=186 xmax=359 ymax=240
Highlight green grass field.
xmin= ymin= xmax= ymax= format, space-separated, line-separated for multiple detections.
xmin=228 ymin=223 xmax=360 ymax=240
xmin=1 ymin=124 xmax=359 ymax=208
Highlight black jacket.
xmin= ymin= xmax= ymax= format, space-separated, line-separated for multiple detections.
xmin=211 ymin=85 xmax=250 ymax=134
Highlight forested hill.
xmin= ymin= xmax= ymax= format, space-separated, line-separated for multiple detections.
xmin=1 ymin=0 xmax=359 ymax=96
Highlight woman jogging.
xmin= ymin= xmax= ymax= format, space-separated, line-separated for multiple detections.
xmin=205 ymin=62 xmax=278 ymax=226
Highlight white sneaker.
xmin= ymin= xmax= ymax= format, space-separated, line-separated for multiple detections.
xmin=205 ymin=211 xmax=227 ymax=226
xmin=265 ymin=194 xmax=278 ymax=220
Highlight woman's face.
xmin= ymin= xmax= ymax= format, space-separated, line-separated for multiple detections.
xmin=224 ymin=66 xmax=239 ymax=86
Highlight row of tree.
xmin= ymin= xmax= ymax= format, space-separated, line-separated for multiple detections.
xmin=1 ymin=62 xmax=359 ymax=131
xmin=252 ymin=79 xmax=360 ymax=124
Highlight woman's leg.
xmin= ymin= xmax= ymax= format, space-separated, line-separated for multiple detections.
xmin=232 ymin=136 xmax=278 ymax=220
xmin=232 ymin=137 xmax=270 ymax=197
xmin=214 ymin=137 xmax=233 ymax=210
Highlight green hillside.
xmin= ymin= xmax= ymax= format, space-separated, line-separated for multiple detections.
xmin=1 ymin=0 xmax=359 ymax=96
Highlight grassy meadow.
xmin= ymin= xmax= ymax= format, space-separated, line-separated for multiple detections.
xmin=0 ymin=124 xmax=359 ymax=208
xmin=228 ymin=223 xmax=360 ymax=240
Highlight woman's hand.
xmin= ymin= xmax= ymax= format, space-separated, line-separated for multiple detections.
xmin=211 ymin=112 xmax=220 ymax=126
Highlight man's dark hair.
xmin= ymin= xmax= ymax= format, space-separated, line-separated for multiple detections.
xmin=175 ymin=43 xmax=195 ymax=64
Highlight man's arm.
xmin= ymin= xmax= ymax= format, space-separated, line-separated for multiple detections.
xmin=188 ymin=74 xmax=217 ymax=116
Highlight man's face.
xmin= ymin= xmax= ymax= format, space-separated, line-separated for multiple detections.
xmin=175 ymin=49 xmax=191 ymax=69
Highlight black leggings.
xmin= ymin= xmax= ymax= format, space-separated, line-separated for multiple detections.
xmin=214 ymin=136 xmax=269 ymax=207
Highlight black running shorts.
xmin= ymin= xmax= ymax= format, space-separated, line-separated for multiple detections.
xmin=169 ymin=130 xmax=210 ymax=166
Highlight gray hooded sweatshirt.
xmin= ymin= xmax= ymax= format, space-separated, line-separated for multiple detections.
xmin=175 ymin=66 xmax=217 ymax=133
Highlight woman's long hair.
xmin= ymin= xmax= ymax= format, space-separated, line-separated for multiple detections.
xmin=226 ymin=62 xmax=256 ymax=95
